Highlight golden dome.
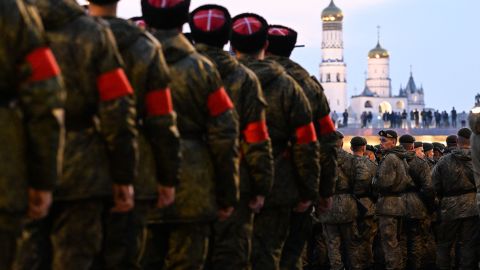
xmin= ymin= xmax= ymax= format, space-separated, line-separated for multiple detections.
xmin=368 ymin=42 xmax=389 ymax=59
xmin=322 ymin=0 xmax=343 ymax=22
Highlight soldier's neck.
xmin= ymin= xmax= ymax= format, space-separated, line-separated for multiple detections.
xmin=235 ymin=50 xmax=265 ymax=61
xmin=353 ymin=152 xmax=364 ymax=157
xmin=88 ymin=3 xmax=117 ymax=17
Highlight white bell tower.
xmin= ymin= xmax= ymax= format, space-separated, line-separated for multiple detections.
xmin=319 ymin=0 xmax=348 ymax=114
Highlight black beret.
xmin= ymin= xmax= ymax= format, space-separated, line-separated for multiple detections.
xmin=457 ymin=128 xmax=472 ymax=140
xmin=350 ymin=136 xmax=367 ymax=147
xmin=432 ymin=142 xmax=445 ymax=153
xmin=378 ymin=129 xmax=397 ymax=139
xmin=366 ymin=145 xmax=376 ymax=152
xmin=335 ymin=131 xmax=344 ymax=139
xmin=399 ymin=134 xmax=415 ymax=144
xmin=423 ymin=143 xmax=433 ymax=152
xmin=414 ymin=142 xmax=423 ymax=149
xmin=446 ymin=135 xmax=458 ymax=144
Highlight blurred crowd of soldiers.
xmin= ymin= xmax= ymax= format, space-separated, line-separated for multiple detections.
xmin=2 ymin=0 xmax=480 ymax=270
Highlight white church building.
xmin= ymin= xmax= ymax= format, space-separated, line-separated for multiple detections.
xmin=320 ymin=0 xmax=425 ymax=124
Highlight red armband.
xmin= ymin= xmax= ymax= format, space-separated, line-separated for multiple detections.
xmin=207 ymin=87 xmax=234 ymax=116
xmin=243 ymin=120 xmax=269 ymax=143
xmin=146 ymin=88 xmax=173 ymax=116
xmin=26 ymin=47 xmax=60 ymax=82
xmin=97 ymin=68 xmax=133 ymax=101
xmin=318 ymin=115 xmax=335 ymax=135
xmin=295 ymin=123 xmax=317 ymax=144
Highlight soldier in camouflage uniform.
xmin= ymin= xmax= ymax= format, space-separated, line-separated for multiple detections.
xmin=433 ymin=128 xmax=479 ymax=270
xmin=14 ymin=0 xmax=138 ymax=269
xmin=140 ymin=1 xmax=240 ymax=269
xmin=432 ymin=142 xmax=445 ymax=162
xmin=88 ymin=1 xmax=182 ymax=269
xmin=444 ymin=135 xmax=458 ymax=154
xmin=188 ymin=5 xmax=274 ymax=270
xmin=423 ymin=143 xmax=436 ymax=169
xmin=0 ymin=1 xmax=64 ymax=268
xmin=373 ymin=130 xmax=412 ymax=270
xmin=399 ymin=136 xmax=436 ymax=269
xmin=265 ymin=25 xmax=337 ymax=270
xmin=470 ymin=106 xmax=480 ymax=213
xmin=230 ymin=13 xmax=321 ymax=270
xmin=318 ymin=132 xmax=359 ymax=270
xmin=350 ymin=136 xmax=377 ymax=270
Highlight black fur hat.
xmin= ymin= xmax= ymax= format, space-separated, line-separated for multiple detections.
xmin=189 ymin=4 xmax=231 ymax=48
xmin=230 ymin=13 xmax=268 ymax=54
xmin=267 ymin=25 xmax=298 ymax=57
xmin=141 ymin=0 xmax=191 ymax=30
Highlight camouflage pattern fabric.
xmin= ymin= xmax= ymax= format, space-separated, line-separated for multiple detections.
xmin=378 ymin=216 xmax=406 ymax=270
xmin=280 ymin=210 xmax=313 ymax=270
xmin=322 ymin=222 xmax=356 ymax=270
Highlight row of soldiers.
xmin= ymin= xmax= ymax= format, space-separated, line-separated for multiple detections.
xmin=305 ymin=128 xmax=479 ymax=270
xmin=1 ymin=0 xmax=338 ymax=269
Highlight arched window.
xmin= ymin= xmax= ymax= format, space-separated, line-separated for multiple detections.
xmin=364 ymin=101 xmax=372 ymax=108
xmin=336 ymin=73 xmax=341 ymax=82
xmin=326 ymin=73 xmax=331 ymax=82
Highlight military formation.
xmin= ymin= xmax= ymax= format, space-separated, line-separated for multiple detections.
xmin=1 ymin=0 xmax=480 ymax=270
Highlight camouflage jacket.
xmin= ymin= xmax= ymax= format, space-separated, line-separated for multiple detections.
xmin=105 ymin=17 xmax=181 ymax=200
xmin=0 ymin=0 xmax=64 ymax=215
xmin=373 ymin=146 xmax=414 ymax=216
xmin=432 ymin=149 xmax=477 ymax=221
xmin=353 ymin=155 xmax=377 ymax=217
xmin=469 ymin=112 xmax=480 ymax=210
xmin=195 ymin=44 xmax=273 ymax=199
xmin=268 ymin=55 xmax=336 ymax=198
xmin=240 ymin=56 xmax=320 ymax=208
xmin=36 ymin=0 xmax=138 ymax=201
xmin=150 ymin=30 xmax=239 ymax=223
xmin=405 ymin=152 xmax=434 ymax=219
xmin=319 ymin=149 xmax=357 ymax=224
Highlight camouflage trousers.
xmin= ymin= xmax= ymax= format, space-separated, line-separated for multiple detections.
xmin=141 ymin=222 xmax=210 ymax=270
xmin=352 ymin=216 xmax=377 ymax=269
xmin=378 ymin=216 xmax=406 ymax=270
xmin=279 ymin=210 xmax=313 ymax=270
xmin=14 ymin=200 xmax=105 ymax=270
xmin=405 ymin=218 xmax=437 ymax=269
xmin=421 ymin=217 xmax=437 ymax=268
xmin=322 ymin=222 xmax=359 ymax=270
xmin=208 ymin=199 xmax=254 ymax=270
xmin=0 ymin=214 xmax=23 ymax=270
xmin=436 ymin=216 xmax=480 ymax=270
xmin=251 ymin=206 xmax=291 ymax=270
xmin=92 ymin=201 xmax=151 ymax=270
xmin=303 ymin=222 xmax=329 ymax=270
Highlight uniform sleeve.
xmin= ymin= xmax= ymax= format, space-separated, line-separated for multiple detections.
xmin=288 ymin=78 xmax=320 ymax=202
xmin=144 ymin=41 xmax=181 ymax=187
xmin=15 ymin=2 xmax=65 ymax=190
xmin=374 ymin=155 xmax=397 ymax=193
xmin=96 ymin=25 xmax=138 ymax=185
xmin=311 ymin=76 xmax=337 ymax=197
xmin=239 ymin=72 xmax=273 ymax=196
xmin=432 ymin=161 xmax=444 ymax=198
xmin=353 ymin=158 xmax=373 ymax=197
xmin=416 ymin=160 xmax=436 ymax=209
xmin=204 ymin=63 xmax=240 ymax=208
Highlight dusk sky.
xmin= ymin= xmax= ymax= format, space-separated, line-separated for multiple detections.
xmin=80 ymin=0 xmax=480 ymax=112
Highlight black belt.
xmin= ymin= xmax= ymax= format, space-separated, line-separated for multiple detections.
xmin=65 ymin=118 xmax=95 ymax=131
xmin=443 ymin=189 xmax=477 ymax=198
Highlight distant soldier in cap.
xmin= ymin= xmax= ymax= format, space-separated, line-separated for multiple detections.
xmin=265 ymin=24 xmax=337 ymax=270
xmin=0 ymin=1 xmax=64 ymax=268
xmin=15 ymin=0 xmax=139 ymax=269
xmin=140 ymin=0 xmax=240 ymax=269
xmin=88 ymin=0 xmax=182 ymax=268
xmin=413 ymin=141 xmax=425 ymax=159
xmin=188 ymin=5 xmax=274 ymax=270
xmin=423 ymin=143 xmax=436 ymax=169
xmin=230 ymin=13 xmax=321 ymax=270
xmin=365 ymin=145 xmax=378 ymax=164
xmin=445 ymin=135 xmax=458 ymax=154
xmin=398 ymin=134 xmax=436 ymax=269
xmin=433 ymin=128 xmax=479 ymax=270
xmin=373 ymin=130 xmax=411 ymax=270
xmin=350 ymin=136 xmax=377 ymax=270
xmin=318 ymin=132 xmax=359 ymax=269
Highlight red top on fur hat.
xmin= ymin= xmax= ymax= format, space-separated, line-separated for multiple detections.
xmin=192 ymin=9 xmax=226 ymax=32
xmin=148 ymin=0 xmax=184 ymax=8
xmin=232 ymin=17 xmax=262 ymax=35
xmin=268 ymin=27 xmax=290 ymax=36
